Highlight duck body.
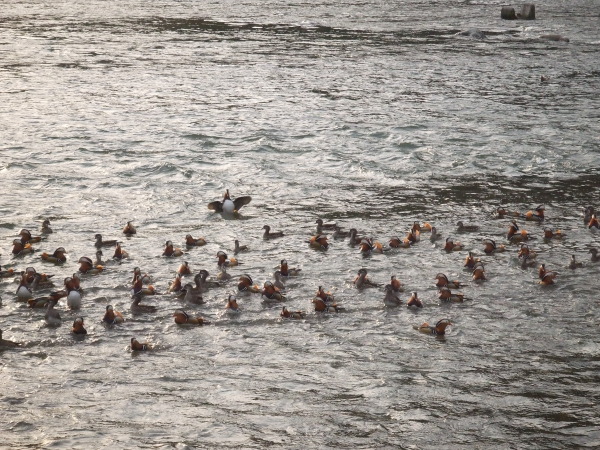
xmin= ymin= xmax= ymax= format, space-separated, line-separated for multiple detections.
xmin=217 ymin=251 xmax=238 ymax=268
xmin=438 ymin=287 xmax=465 ymax=303
xmin=444 ymin=238 xmax=464 ymax=252
xmin=78 ymin=257 xmax=104 ymax=275
xmin=313 ymin=298 xmax=342 ymax=312
xmin=185 ymin=234 xmax=206 ymax=247
xmin=234 ymin=239 xmax=248 ymax=255
xmin=483 ymin=239 xmax=505 ymax=255
xmin=262 ymin=281 xmax=285 ymax=302
xmin=208 ymin=189 xmax=252 ymax=214
xmin=173 ymin=309 xmax=209 ymax=325
xmin=525 ymin=205 xmax=545 ymax=222
xmin=103 ymin=305 xmax=124 ymax=325
xmin=163 ymin=240 xmax=184 ymax=257
xmin=71 ymin=317 xmax=87 ymax=335
xmin=354 ymin=268 xmax=378 ymax=289
xmin=280 ymin=260 xmax=301 ymax=277
xmin=309 ymin=234 xmax=329 ymax=250
xmin=281 ymin=306 xmax=306 ymax=319
xmin=407 ymin=292 xmax=423 ymax=308
xmin=123 ymin=221 xmax=137 ymax=235
xmin=456 ymin=221 xmax=480 ymax=232
xmin=44 ymin=301 xmax=62 ymax=327
xmin=12 ymin=239 xmax=34 ymax=256
xmin=95 ymin=234 xmax=118 ymax=248
xmin=263 ymin=225 xmax=284 ymax=239
xmin=131 ymin=338 xmax=150 ymax=351
xmin=415 ymin=319 xmax=452 ymax=336
xmin=113 ymin=243 xmax=129 ymax=260
xmin=383 ymin=285 xmax=402 ymax=307
xmin=237 ymin=274 xmax=261 ymax=293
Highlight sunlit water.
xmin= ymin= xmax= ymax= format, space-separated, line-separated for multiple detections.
xmin=1 ymin=0 xmax=600 ymax=448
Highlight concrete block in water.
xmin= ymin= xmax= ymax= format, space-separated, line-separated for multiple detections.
xmin=521 ymin=3 xmax=535 ymax=20
xmin=501 ymin=6 xmax=517 ymax=20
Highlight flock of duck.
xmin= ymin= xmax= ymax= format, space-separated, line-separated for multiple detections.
xmin=1 ymin=190 xmax=599 ymax=351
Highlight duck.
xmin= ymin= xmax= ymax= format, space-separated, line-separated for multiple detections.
xmin=95 ymin=250 xmax=104 ymax=266
xmin=464 ymin=251 xmax=478 ymax=269
xmin=507 ymin=221 xmax=532 ymax=243
xmin=123 ymin=221 xmax=137 ymax=235
xmin=315 ymin=286 xmax=335 ymax=303
xmin=132 ymin=267 xmax=153 ymax=285
xmin=19 ymin=229 xmax=43 ymax=244
xmin=567 ymin=255 xmax=583 ymax=270
xmin=390 ymin=275 xmax=403 ymax=292
xmin=216 ymin=251 xmax=238 ymax=268
xmin=309 ymin=234 xmax=329 ymax=250
xmin=44 ymin=300 xmax=62 ymax=327
xmin=358 ymin=238 xmax=384 ymax=254
xmin=456 ymin=221 xmax=480 ymax=232
xmin=405 ymin=228 xmax=420 ymax=244
xmin=348 ymin=228 xmax=364 ymax=246
xmin=95 ymin=233 xmax=119 ymax=248
xmin=415 ymin=319 xmax=452 ymax=336
xmin=539 ymin=271 xmax=558 ymax=285
xmin=383 ymin=284 xmax=402 ymax=307
xmin=280 ymin=259 xmax=301 ymax=277
xmin=0 ymin=255 xmax=15 ymax=278
xmin=28 ymin=291 xmax=63 ymax=308
xmin=435 ymin=273 xmax=465 ymax=289
xmin=168 ymin=274 xmax=184 ymax=294
xmin=177 ymin=261 xmax=191 ymax=276
xmin=281 ymin=306 xmax=306 ymax=319
xmin=589 ymin=248 xmax=599 ymax=262
xmin=225 ymin=295 xmax=240 ymax=313
xmin=173 ymin=309 xmax=210 ymax=325
xmin=237 ymin=274 xmax=260 ymax=293
xmin=525 ymin=205 xmax=545 ymax=222
xmin=438 ymin=287 xmax=465 ymax=303
xmin=233 ymin=239 xmax=248 ymax=255
xmin=517 ymin=244 xmax=537 ymax=261
xmin=332 ymin=226 xmax=350 ymax=239
xmin=66 ymin=286 xmax=82 ymax=310
xmin=0 ymin=329 xmax=21 ymax=348
xmin=12 ymin=239 xmax=34 ymax=257
xmin=183 ymin=281 xmax=204 ymax=304
xmin=262 ymin=281 xmax=285 ymax=302
xmin=315 ymin=218 xmax=337 ymax=233
xmin=41 ymin=247 xmax=67 ymax=264
xmin=195 ymin=268 xmax=217 ymax=289
xmin=273 ymin=271 xmax=286 ymax=290
xmin=185 ymin=234 xmax=206 ymax=247
xmin=130 ymin=338 xmax=150 ymax=351
xmin=388 ymin=236 xmax=412 ymax=249
xmin=131 ymin=295 xmax=157 ymax=314
xmin=543 ymin=227 xmax=565 ymax=240
xmin=407 ymin=291 xmax=423 ymax=308
xmin=78 ymin=256 xmax=103 ymax=275
xmin=354 ymin=268 xmax=378 ymax=289
xmin=207 ymin=189 xmax=252 ymax=214
xmin=429 ymin=226 xmax=442 ymax=242
xmin=444 ymin=237 xmax=464 ymax=252
xmin=16 ymin=273 xmax=34 ymax=301
xmin=588 ymin=214 xmax=600 ymax=229
xmin=262 ymin=225 xmax=284 ymax=239
xmin=41 ymin=219 xmax=53 ymax=234
xmin=483 ymin=239 xmax=505 ymax=255
xmin=216 ymin=265 xmax=232 ymax=281
xmin=472 ymin=262 xmax=486 ymax=281
xmin=583 ymin=206 xmax=595 ymax=224
xmin=312 ymin=297 xmax=342 ymax=312
xmin=131 ymin=275 xmax=156 ymax=298
xmin=113 ymin=243 xmax=129 ymax=260
xmin=163 ymin=240 xmax=184 ymax=257
xmin=496 ymin=207 xmax=522 ymax=219
xmin=103 ymin=305 xmax=124 ymax=325
xmin=71 ymin=317 xmax=87 ymax=335
xmin=23 ymin=266 xmax=38 ymax=285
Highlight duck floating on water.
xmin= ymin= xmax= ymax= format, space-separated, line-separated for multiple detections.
xmin=354 ymin=268 xmax=378 ymax=289
xmin=415 ymin=319 xmax=452 ymax=336
xmin=444 ymin=237 xmax=464 ymax=252
xmin=525 ymin=205 xmax=545 ymax=222
xmin=281 ymin=306 xmax=306 ymax=319
xmin=163 ymin=240 xmax=184 ymax=257
xmin=309 ymin=234 xmax=329 ymax=250
xmin=383 ymin=284 xmax=402 ymax=307
xmin=103 ymin=305 xmax=124 ymax=325
xmin=185 ymin=234 xmax=206 ymax=247
xmin=456 ymin=221 xmax=480 ymax=232
xmin=407 ymin=291 xmax=423 ymax=308
xmin=130 ymin=337 xmax=150 ymax=351
xmin=71 ymin=317 xmax=87 ymax=335
xmin=262 ymin=225 xmax=284 ymax=239
xmin=78 ymin=256 xmax=103 ymax=275
xmin=207 ymin=189 xmax=252 ymax=215
xmin=41 ymin=247 xmax=67 ymax=265
xmin=95 ymin=234 xmax=118 ymax=248
xmin=123 ymin=221 xmax=137 ymax=236
xmin=173 ymin=309 xmax=209 ymax=325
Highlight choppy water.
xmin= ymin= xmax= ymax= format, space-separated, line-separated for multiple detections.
xmin=1 ymin=0 xmax=600 ymax=448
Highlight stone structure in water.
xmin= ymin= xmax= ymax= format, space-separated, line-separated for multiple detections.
xmin=501 ymin=3 xmax=535 ymax=20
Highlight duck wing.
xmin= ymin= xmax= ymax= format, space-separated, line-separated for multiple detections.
xmin=207 ymin=201 xmax=223 ymax=212
xmin=233 ymin=196 xmax=252 ymax=210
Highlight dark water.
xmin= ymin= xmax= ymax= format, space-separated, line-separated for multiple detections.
xmin=1 ymin=1 xmax=600 ymax=448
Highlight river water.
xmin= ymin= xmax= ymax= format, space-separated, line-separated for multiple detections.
xmin=1 ymin=0 xmax=600 ymax=448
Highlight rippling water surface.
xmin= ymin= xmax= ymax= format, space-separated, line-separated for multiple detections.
xmin=1 ymin=0 xmax=600 ymax=448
